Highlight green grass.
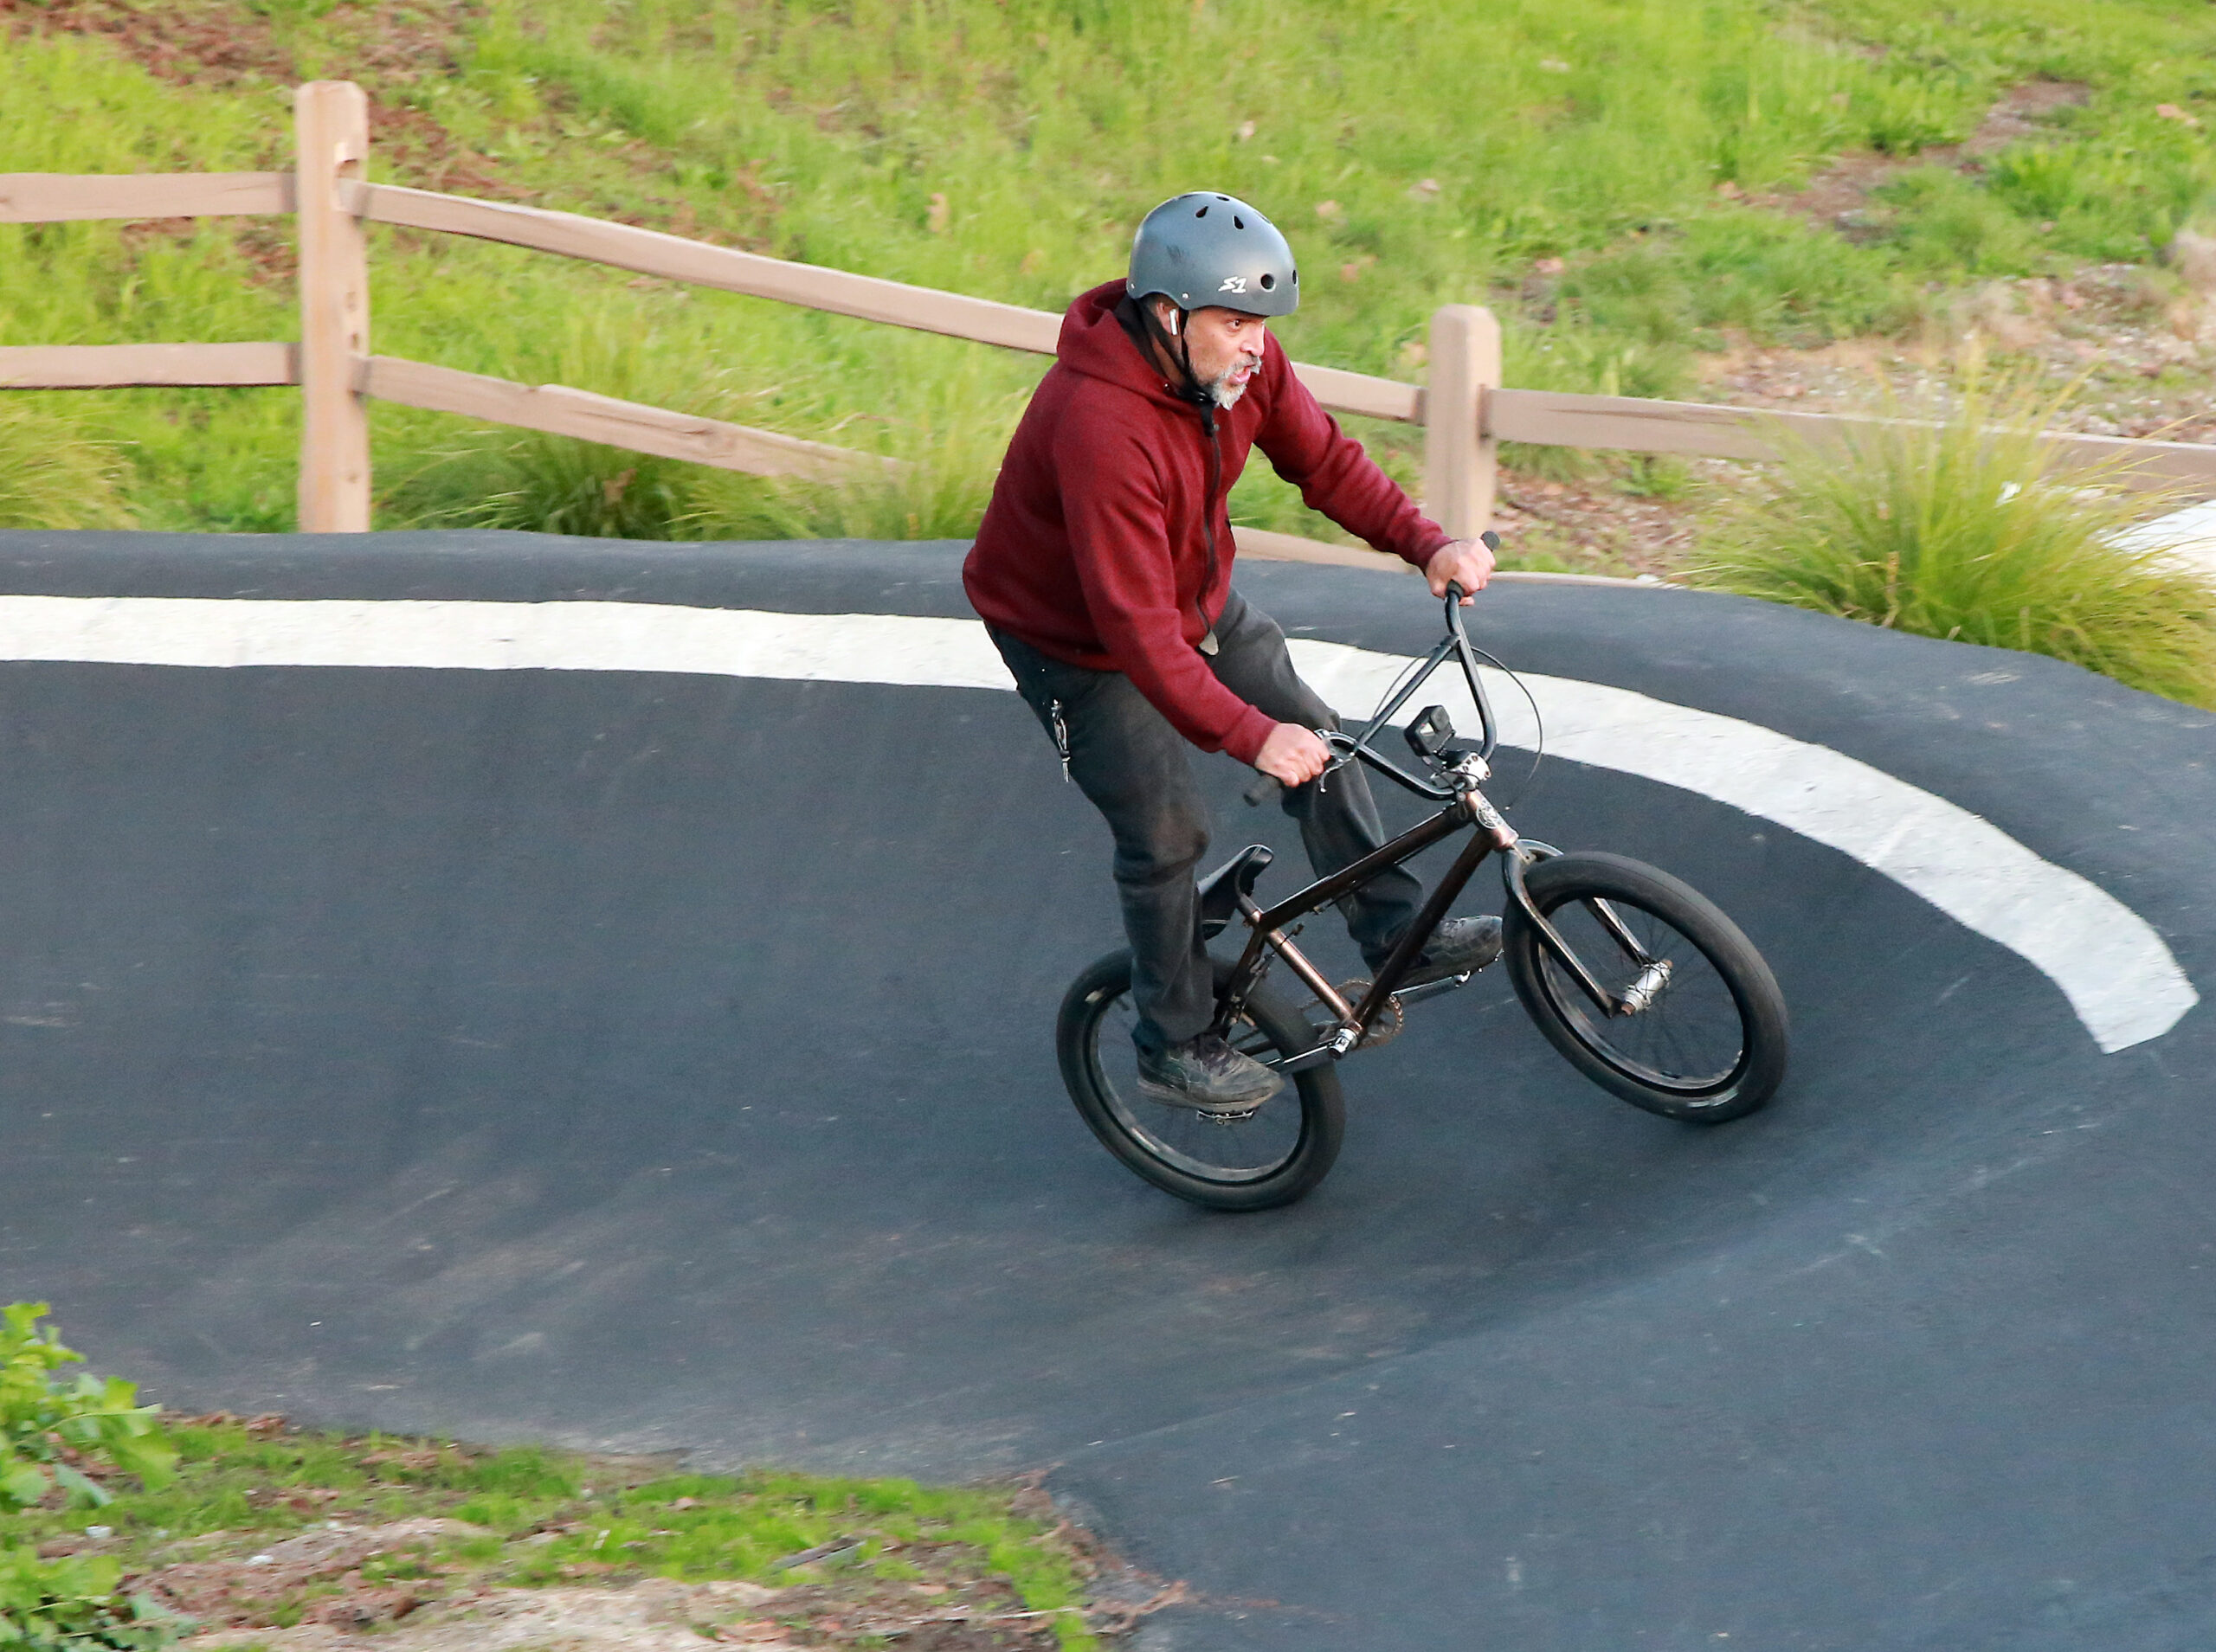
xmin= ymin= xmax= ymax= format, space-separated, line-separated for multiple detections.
xmin=16 ymin=1417 xmax=1101 ymax=1648
xmin=3 ymin=0 xmax=2216 ymax=538
xmin=0 ymin=402 xmax=134 ymax=530
xmin=1687 ymin=363 xmax=2216 ymax=705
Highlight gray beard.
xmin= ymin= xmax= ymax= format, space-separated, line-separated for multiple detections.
xmin=1204 ymin=358 xmax=1261 ymax=408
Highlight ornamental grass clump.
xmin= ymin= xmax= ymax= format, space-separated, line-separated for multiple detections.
xmin=1689 ymin=371 xmax=2216 ymax=709
xmin=0 ymin=403 xmax=132 ymax=532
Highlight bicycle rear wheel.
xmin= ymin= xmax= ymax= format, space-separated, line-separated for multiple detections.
xmin=1056 ymin=951 xmax=1343 ymax=1211
xmin=1503 ymin=852 xmax=1788 ymax=1122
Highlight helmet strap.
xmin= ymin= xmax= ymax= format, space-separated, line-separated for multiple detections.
xmin=1142 ymin=299 xmax=1208 ymax=403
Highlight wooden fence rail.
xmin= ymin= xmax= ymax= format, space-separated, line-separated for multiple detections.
xmin=359 ymin=356 xmax=898 ymax=485
xmin=0 ymin=170 xmax=290 ymax=221
xmin=4 ymin=78 xmax=2215 ymax=555
xmin=0 ymin=343 xmax=296 ymax=388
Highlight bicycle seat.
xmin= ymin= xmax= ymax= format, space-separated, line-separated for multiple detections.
xmin=1197 ymin=844 xmax=1274 ymax=938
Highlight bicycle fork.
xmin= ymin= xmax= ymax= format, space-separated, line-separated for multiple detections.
xmin=1500 ymin=839 xmax=1665 ymax=1020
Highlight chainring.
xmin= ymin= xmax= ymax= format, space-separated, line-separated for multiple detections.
xmin=1311 ymin=979 xmax=1404 ymax=1051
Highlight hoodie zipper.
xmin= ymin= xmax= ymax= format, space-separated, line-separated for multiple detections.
xmin=1197 ymin=403 xmax=1222 ymax=657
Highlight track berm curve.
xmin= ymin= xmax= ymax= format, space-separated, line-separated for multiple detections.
xmin=3 ymin=531 xmax=2211 ymax=1649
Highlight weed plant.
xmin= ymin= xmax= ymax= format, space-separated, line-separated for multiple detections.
xmin=1 ymin=1305 xmax=181 ymax=1649
xmin=1690 ymin=366 xmax=2216 ymax=706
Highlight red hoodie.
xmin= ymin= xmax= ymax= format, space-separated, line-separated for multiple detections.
xmin=963 ymin=280 xmax=1450 ymax=766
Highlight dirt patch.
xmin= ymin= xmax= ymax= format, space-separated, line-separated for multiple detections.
xmin=173 ymin=1571 xmax=1187 ymax=1651
xmin=122 ymin=1507 xmax=1103 ymax=1649
xmin=181 ymin=1578 xmax=792 ymax=1651
xmin=0 ymin=0 xmax=514 ymax=196
xmin=1493 ymin=247 xmax=2216 ymax=579
xmin=1695 ymin=265 xmax=2216 ymax=440
xmin=1756 ymin=150 xmax=1900 ymax=241
xmin=1756 ymin=80 xmax=2090 ymax=236
xmin=138 ymin=1518 xmax=494 ymax=1628
xmin=1960 ymin=78 xmax=2093 ymax=157
xmin=1490 ymin=474 xmax=1705 ymax=579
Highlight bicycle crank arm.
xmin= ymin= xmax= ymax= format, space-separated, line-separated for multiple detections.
xmin=1391 ymin=970 xmax=1475 ymax=1009
xmin=1252 ymin=1042 xmax=1341 ymax=1077
xmin=1259 ymin=972 xmax=1477 ymax=1077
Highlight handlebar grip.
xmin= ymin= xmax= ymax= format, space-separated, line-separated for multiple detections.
xmin=1444 ymin=531 xmax=1504 ymax=603
xmin=1243 ymin=772 xmax=1284 ymax=807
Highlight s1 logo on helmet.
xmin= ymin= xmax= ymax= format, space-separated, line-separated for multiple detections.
xmin=1219 ymin=276 xmax=1248 ymax=293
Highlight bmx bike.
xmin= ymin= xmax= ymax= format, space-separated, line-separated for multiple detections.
xmin=1055 ymin=560 xmax=1790 ymax=1212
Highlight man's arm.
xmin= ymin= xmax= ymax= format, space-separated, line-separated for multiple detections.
xmin=1252 ymin=338 xmax=1483 ymax=582
xmin=1055 ymin=419 xmax=1279 ymax=766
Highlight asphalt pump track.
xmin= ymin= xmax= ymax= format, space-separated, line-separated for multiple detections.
xmin=2 ymin=530 xmax=2212 ymax=1649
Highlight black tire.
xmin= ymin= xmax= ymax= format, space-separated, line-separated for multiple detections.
xmin=1503 ymin=852 xmax=1788 ymax=1123
xmin=1056 ymin=951 xmax=1344 ymax=1212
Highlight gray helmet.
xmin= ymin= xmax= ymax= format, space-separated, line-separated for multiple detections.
xmin=1127 ymin=191 xmax=1299 ymax=318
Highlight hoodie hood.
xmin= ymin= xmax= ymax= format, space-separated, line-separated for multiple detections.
xmin=1055 ymin=280 xmax=1201 ymax=410
xmin=965 ymin=277 xmax=1449 ymax=766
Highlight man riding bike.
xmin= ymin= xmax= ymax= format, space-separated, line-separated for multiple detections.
xmin=965 ymin=191 xmax=1499 ymax=1115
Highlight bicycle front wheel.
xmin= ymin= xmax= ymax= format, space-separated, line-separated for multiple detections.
xmin=1056 ymin=951 xmax=1344 ymax=1212
xmin=1504 ymin=852 xmax=1788 ymax=1122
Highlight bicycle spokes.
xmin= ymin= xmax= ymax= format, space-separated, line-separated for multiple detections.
xmin=1583 ymin=896 xmax=1658 ymax=970
xmin=1536 ymin=897 xmax=1744 ymax=1090
xmin=1094 ymin=994 xmax=1306 ymax=1180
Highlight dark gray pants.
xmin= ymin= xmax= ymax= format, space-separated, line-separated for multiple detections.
xmin=993 ymin=592 xmax=1423 ymax=1052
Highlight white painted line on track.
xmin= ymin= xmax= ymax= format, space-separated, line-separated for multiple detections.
xmin=0 ymin=595 xmax=2190 ymax=1053
xmin=1285 ymin=640 xmax=2195 ymax=1056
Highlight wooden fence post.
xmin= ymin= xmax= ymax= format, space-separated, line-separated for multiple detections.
xmin=294 ymin=80 xmax=370 ymax=532
xmin=1423 ymin=304 xmax=1500 ymax=541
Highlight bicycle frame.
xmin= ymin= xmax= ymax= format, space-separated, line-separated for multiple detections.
xmin=1214 ymin=589 xmax=1659 ymax=1072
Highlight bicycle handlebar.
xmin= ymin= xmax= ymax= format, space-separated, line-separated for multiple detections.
xmin=1244 ymin=728 xmax=1347 ymax=807
xmin=1243 ymin=530 xmax=1503 ymax=805
xmin=1242 ymin=771 xmax=1283 ymax=807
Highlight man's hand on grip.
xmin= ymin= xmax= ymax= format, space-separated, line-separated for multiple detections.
xmin=1426 ymin=537 xmax=1496 ymax=604
xmin=1254 ymin=723 xmax=1330 ymax=788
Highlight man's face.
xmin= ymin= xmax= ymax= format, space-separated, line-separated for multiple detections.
xmin=1153 ymin=300 xmax=1271 ymax=407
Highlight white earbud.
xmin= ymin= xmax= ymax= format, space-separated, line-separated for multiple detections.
xmin=1166 ymin=311 xmax=1180 ymax=335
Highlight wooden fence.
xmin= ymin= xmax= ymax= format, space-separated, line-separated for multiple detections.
xmin=7 ymin=80 xmax=2216 ymax=570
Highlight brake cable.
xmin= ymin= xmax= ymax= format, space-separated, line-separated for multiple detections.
xmin=1466 ymin=641 xmax=1546 ymax=810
